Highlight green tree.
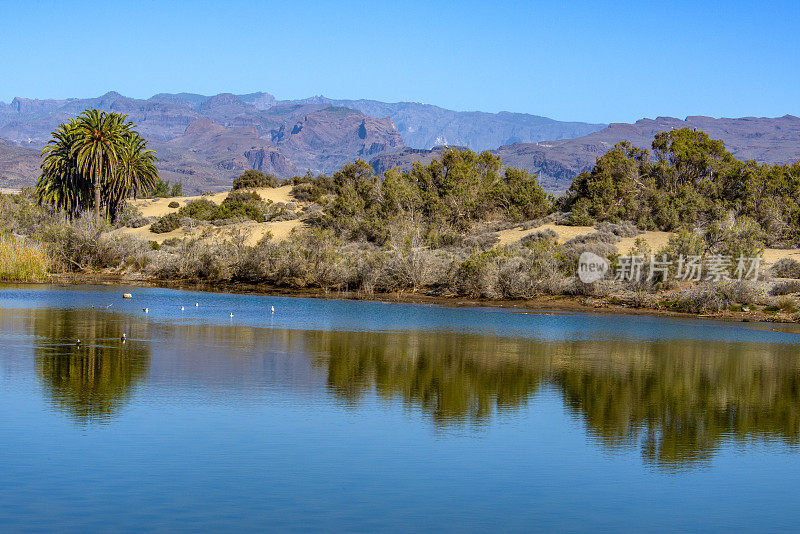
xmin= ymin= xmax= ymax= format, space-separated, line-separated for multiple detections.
xmin=36 ymin=109 xmax=159 ymax=221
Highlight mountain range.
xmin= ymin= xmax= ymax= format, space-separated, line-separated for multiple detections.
xmin=0 ymin=91 xmax=798 ymax=193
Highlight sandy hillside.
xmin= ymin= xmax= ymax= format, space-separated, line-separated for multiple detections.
xmin=114 ymin=185 xmax=304 ymax=244
xmin=496 ymin=224 xmax=800 ymax=268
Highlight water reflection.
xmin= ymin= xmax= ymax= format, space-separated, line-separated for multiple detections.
xmin=6 ymin=305 xmax=800 ymax=468
xmin=31 ymin=309 xmax=150 ymax=425
xmin=304 ymin=330 xmax=800 ymax=469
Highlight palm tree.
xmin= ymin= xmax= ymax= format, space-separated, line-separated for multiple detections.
xmin=37 ymin=109 xmax=159 ymax=220
xmin=108 ymin=132 xmax=159 ymax=218
xmin=37 ymin=120 xmax=91 ymax=218
xmin=73 ymin=109 xmax=127 ymax=218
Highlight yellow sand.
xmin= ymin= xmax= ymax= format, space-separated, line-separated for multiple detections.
xmin=131 ymin=185 xmax=296 ymax=218
xmin=496 ymin=224 xmax=797 ymax=268
xmin=115 ymin=185 xmax=303 ymax=244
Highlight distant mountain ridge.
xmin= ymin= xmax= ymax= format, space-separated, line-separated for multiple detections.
xmin=371 ymin=114 xmax=800 ymax=192
xmin=0 ymin=90 xmax=606 ymax=192
xmin=0 ymin=90 xmax=798 ymax=194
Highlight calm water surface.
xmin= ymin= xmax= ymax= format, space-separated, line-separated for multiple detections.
xmin=2 ymin=285 xmax=800 ymax=532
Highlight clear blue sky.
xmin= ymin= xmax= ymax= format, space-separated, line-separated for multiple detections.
xmin=1 ymin=0 xmax=797 ymax=123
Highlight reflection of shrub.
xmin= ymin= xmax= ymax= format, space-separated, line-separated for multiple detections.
xmin=150 ymin=213 xmax=181 ymax=234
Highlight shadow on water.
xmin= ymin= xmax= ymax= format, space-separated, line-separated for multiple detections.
xmin=30 ymin=308 xmax=151 ymax=425
xmin=8 ymin=305 xmax=800 ymax=469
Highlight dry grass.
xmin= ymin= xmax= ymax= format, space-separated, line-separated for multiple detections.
xmin=0 ymin=238 xmax=49 ymax=281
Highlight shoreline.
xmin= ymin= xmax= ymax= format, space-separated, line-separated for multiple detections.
xmin=33 ymin=273 xmax=800 ymax=328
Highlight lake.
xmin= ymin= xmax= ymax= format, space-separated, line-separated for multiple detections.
xmin=1 ymin=285 xmax=800 ymax=532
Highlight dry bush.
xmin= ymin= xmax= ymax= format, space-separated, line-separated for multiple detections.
xmin=462 ymin=232 xmax=500 ymax=250
xmin=596 ymin=221 xmax=642 ymax=238
xmin=0 ymin=237 xmax=49 ymax=281
xmin=771 ymin=258 xmax=800 ymax=279
xmin=770 ymin=280 xmax=800 ymax=296
xmin=675 ymin=281 xmax=760 ymax=313
xmin=520 ymin=228 xmax=557 ymax=246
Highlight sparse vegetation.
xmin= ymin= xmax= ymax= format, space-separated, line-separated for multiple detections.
xmin=0 ymin=237 xmax=49 ymax=281
xmin=5 ymin=130 xmax=800 ymax=319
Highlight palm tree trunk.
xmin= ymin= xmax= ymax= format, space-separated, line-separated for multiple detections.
xmin=93 ymin=153 xmax=101 ymax=218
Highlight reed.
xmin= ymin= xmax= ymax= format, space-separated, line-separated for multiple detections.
xmin=0 ymin=237 xmax=50 ymax=282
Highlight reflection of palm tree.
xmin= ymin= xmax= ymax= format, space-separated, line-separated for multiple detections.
xmin=33 ymin=309 xmax=150 ymax=425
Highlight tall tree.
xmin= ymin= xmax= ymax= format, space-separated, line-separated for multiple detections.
xmin=37 ymin=109 xmax=159 ymax=220
xmin=73 ymin=109 xmax=127 ymax=218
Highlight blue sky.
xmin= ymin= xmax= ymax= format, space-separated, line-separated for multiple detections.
xmin=1 ymin=0 xmax=797 ymax=123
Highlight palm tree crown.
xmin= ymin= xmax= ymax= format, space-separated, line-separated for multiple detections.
xmin=36 ymin=109 xmax=159 ymax=220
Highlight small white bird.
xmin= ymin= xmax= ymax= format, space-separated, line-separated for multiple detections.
xmin=195 ymin=302 xmax=199 ymax=307
xmin=76 ymin=339 xmax=81 ymax=346
xmin=271 ymin=305 xmax=275 ymax=314
xmin=181 ymin=306 xmax=185 ymax=311
xmin=143 ymin=308 xmax=149 ymax=313
xmin=121 ymin=333 xmax=127 ymax=342
xmin=230 ymin=312 xmax=234 ymax=318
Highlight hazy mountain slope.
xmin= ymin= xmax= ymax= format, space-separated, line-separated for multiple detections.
xmin=0 ymin=92 xmax=407 ymax=192
xmin=371 ymin=115 xmax=800 ymax=193
xmin=284 ymin=96 xmax=606 ymax=150
xmin=0 ymin=139 xmax=39 ymax=189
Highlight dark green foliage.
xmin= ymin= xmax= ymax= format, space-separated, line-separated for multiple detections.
xmin=168 ymin=201 xmax=179 ymax=209
xmin=150 ymin=213 xmax=181 ymax=234
xmin=296 ymin=150 xmax=553 ymax=245
xmin=232 ymin=169 xmax=279 ymax=190
xmin=148 ymin=178 xmax=170 ymax=198
xmin=561 ymin=128 xmax=800 ymax=247
xmin=177 ymin=194 xmax=270 ymax=223
xmin=178 ymin=199 xmax=217 ymax=220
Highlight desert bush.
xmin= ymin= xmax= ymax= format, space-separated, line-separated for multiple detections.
xmin=462 ymin=232 xmax=500 ymax=250
xmin=150 ymin=213 xmax=182 ymax=234
xmin=770 ymin=280 xmax=800 ymax=296
xmin=520 ymin=228 xmax=557 ymax=246
xmin=128 ymin=216 xmax=157 ymax=228
xmin=564 ymin=231 xmax=620 ymax=245
xmin=771 ymin=258 xmax=800 ymax=279
xmin=675 ymin=281 xmax=759 ymax=313
xmin=178 ymin=199 xmax=217 ymax=220
xmin=596 ymin=221 xmax=642 ymax=238
xmin=561 ymin=241 xmax=617 ymax=275
xmin=0 ymin=237 xmax=49 ymax=281
xmin=232 ymin=169 xmax=279 ymax=190
xmin=168 ymin=201 xmax=180 ymax=209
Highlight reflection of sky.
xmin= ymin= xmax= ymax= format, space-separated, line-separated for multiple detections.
xmin=2 ymin=286 xmax=800 ymax=530
xmin=1 ymin=284 xmax=798 ymax=344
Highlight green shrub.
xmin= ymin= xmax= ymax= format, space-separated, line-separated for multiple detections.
xmin=178 ymin=199 xmax=217 ymax=220
xmin=168 ymin=201 xmax=180 ymax=209
xmin=232 ymin=169 xmax=279 ymax=190
xmin=150 ymin=213 xmax=181 ymax=234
